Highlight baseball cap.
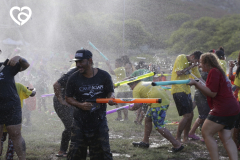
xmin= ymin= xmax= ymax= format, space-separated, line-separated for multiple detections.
xmin=72 ymin=49 xmax=92 ymax=61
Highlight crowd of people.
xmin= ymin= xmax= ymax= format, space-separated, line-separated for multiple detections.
xmin=0 ymin=46 xmax=240 ymax=160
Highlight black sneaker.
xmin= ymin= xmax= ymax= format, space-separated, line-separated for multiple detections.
xmin=132 ymin=141 xmax=149 ymax=148
xmin=172 ymin=145 xmax=184 ymax=153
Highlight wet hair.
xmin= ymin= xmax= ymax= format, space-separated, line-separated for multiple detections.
xmin=201 ymin=52 xmax=226 ymax=79
xmin=191 ymin=51 xmax=203 ymax=60
xmin=236 ymin=52 xmax=240 ymax=78
xmin=215 ymin=50 xmax=225 ymax=60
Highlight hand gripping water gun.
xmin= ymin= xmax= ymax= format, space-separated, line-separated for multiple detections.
xmin=86 ymin=98 xmax=161 ymax=104
xmin=106 ymin=104 xmax=134 ymax=115
xmin=190 ymin=72 xmax=206 ymax=86
xmin=185 ymin=70 xmax=206 ymax=86
xmin=88 ymin=40 xmax=108 ymax=61
xmin=114 ymin=72 xmax=155 ymax=87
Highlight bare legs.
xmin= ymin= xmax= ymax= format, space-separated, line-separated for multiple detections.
xmin=142 ymin=117 xmax=152 ymax=144
xmin=176 ymin=112 xmax=193 ymax=143
xmin=189 ymin=118 xmax=205 ymax=135
xmin=219 ymin=129 xmax=238 ymax=160
xmin=6 ymin=124 xmax=26 ymax=160
xmin=142 ymin=117 xmax=181 ymax=148
xmin=202 ymin=119 xmax=238 ymax=160
xmin=123 ymin=109 xmax=128 ymax=121
xmin=135 ymin=108 xmax=146 ymax=125
xmin=116 ymin=105 xmax=128 ymax=121
xmin=233 ymin=128 xmax=240 ymax=147
xmin=116 ymin=105 xmax=122 ymax=120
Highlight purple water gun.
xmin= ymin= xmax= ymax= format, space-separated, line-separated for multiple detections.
xmin=41 ymin=93 xmax=54 ymax=98
xmin=106 ymin=104 xmax=134 ymax=115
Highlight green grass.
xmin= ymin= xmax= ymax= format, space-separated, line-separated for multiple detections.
xmin=1 ymin=91 xmax=239 ymax=160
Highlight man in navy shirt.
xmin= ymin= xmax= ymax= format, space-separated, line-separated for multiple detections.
xmin=0 ymin=55 xmax=30 ymax=160
xmin=66 ymin=49 xmax=116 ymax=160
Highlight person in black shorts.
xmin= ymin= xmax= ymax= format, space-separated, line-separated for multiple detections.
xmin=0 ymin=55 xmax=30 ymax=160
xmin=171 ymin=51 xmax=204 ymax=143
xmin=188 ymin=53 xmax=240 ymax=160
xmin=65 ymin=49 xmax=116 ymax=160
xmin=53 ymin=66 xmax=78 ymax=157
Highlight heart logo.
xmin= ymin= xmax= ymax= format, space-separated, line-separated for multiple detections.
xmin=10 ymin=6 xmax=32 ymax=26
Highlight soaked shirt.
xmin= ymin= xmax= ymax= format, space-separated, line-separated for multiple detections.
xmin=207 ymin=68 xmax=240 ymax=116
xmin=57 ymin=67 xmax=78 ymax=98
xmin=66 ymin=69 xmax=114 ymax=131
xmin=171 ymin=54 xmax=201 ymax=94
xmin=114 ymin=67 xmax=129 ymax=92
xmin=132 ymin=81 xmax=170 ymax=108
xmin=195 ymin=70 xmax=208 ymax=97
xmin=0 ymin=62 xmax=21 ymax=107
xmin=15 ymin=83 xmax=32 ymax=107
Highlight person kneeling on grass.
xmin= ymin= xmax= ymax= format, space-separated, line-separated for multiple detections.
xmin=128 ymin=80 xmax=184 ymax=152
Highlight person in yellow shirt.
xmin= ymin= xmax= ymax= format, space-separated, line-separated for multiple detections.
xmin=171 ymin=51 xmax=204 ymax=143
xmin=106 ymin=58 xmax=132 ymax=121
xmin=233 ymin=53 xmax=240 ymax=151
xmin=131 ymin=61 xmax=153 ymax=125
xmin=0 ymin=83 xmax=36 ymax=160
xmin=128 ymin=80 xmax=184 ymax=152
xmin=121 ymin=55 xmax=135 ymax=77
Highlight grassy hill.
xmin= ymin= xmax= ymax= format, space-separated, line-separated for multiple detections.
xmin=123 ymin=0 xmax=239 ymax=48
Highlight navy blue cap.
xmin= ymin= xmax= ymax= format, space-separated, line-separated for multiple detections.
xmin=72 ymin=49 xmax=92 ymax=61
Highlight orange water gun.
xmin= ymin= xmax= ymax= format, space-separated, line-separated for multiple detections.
xmin=86 ymin=98 xmax=161 ymax=103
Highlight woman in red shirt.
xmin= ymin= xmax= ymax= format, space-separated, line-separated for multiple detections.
xmin=188 ymin=52 xmax=240 ymax=160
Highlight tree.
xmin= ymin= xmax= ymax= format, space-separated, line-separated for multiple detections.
xmin=167 ymin=14 xmax=240 ymax=55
